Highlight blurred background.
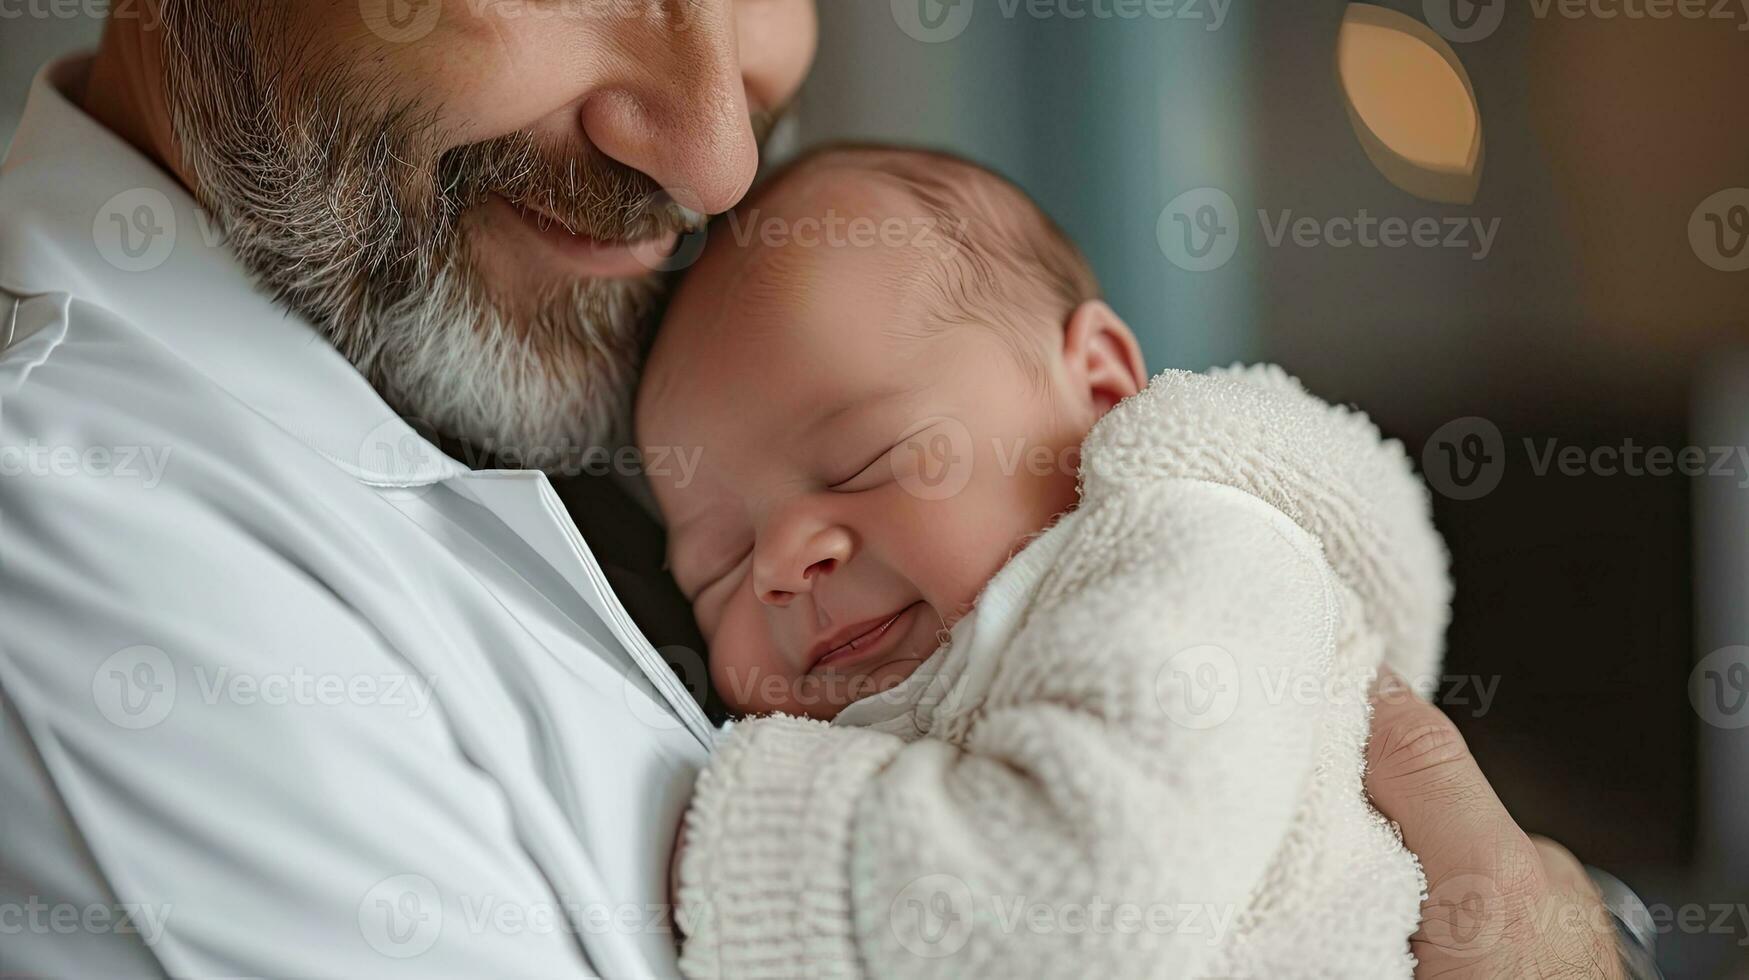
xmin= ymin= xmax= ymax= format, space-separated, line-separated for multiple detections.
xmin=796 ymin=5 xmax=1749 ymax=976
xmin=4 ymin=1 xmax=1745 ymax=975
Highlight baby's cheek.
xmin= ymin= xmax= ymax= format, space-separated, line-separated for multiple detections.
xmin=705 ymin=594 xmax=792 ymax=714
xmin=890 ymin=493 xmax=1020 ymax=618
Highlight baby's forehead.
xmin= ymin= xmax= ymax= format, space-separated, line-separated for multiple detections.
xmin=683 ymin=166 xmax=954 ymax=332
xmin=641 ymin=186 xmax=940 ymax=417
xmin=749 ymin=162 xmax=937 ymax=221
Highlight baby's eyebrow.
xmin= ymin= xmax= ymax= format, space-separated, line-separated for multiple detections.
xmin=805 ymin=380 xmax=926 ymax=438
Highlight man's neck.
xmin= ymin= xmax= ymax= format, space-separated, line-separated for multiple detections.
xmin=83 ymin=8 xmax=195 ymax=194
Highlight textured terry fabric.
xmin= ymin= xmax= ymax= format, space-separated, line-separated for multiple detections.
xmin=677 ymin=365 xmax=1452 ymax=979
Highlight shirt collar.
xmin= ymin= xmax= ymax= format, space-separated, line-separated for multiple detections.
xmin=0 ymin=54 xmax=467 ymax=487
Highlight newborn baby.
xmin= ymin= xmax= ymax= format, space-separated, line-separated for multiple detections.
xmin=637 ymin=146 xmax=1451 ymax=978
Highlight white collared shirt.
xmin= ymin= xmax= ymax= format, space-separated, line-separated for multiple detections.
xmin=0 ymin=56 xmax=712 ymax=979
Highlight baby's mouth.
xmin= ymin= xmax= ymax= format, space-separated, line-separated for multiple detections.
xmin=807 ymin=602 xmax=926 ymax=672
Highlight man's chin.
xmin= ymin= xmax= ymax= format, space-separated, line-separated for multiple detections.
xmin=353 ymin=226 xmax=663 ymax=463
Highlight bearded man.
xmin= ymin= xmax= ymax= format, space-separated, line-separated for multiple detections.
xmin=0 ymin=2 xmax=812 ymax=974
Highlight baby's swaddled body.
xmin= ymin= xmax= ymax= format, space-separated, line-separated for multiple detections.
xmin=675 ymin=365 xmax=1448 ymax=979
xmin=636 ymin=146 xmax=1451 ymax=978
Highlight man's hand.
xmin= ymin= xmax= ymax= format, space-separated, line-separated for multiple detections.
xmin=1367 ymin=668 xmax=1627 ymax=979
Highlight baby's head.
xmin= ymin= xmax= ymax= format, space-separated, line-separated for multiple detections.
xmin=637 ymin=145 xmax=1146 ymax=720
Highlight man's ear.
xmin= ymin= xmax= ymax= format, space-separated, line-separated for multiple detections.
xmin=1061 ymin=300 xmax=1147 ymax=416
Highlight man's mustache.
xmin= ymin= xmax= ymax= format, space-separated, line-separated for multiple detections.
xmin=435 ymin=107 xmax=778 ymax=244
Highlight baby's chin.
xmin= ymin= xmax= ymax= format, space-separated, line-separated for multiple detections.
xmin=819 ymin=656 xmax=931 ymax=718
xmin=714 ymin=651 xmax=934 ymax=721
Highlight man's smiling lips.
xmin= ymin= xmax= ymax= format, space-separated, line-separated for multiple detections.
xmin=490 ymin=194 xmax=679 ymax=278
xmin=807 ymin=602 xmax=926 ymax=672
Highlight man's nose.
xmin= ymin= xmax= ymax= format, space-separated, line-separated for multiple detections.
xmin=577 ymin=3 xmax=760 ymax=216
xmin=753 ymin=522 xmax=855 ymax=607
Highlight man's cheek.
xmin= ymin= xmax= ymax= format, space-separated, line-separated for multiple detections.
xmin=369 ymin=20 xmax=583 ymax=145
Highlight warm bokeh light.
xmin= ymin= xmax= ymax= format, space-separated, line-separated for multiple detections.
xmin=1337 ymin=3 xmax=1484 ymax=204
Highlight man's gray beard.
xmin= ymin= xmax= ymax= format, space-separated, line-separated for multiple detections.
xmin=154 ymin=2 xmax=680 ymax=466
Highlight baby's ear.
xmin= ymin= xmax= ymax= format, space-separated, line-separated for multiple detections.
xmin=1061 ymin=300 xmax=1147 ymax=416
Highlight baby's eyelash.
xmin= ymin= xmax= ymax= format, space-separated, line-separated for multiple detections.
xmin=829 ymin=443 xmax=897 ymax=489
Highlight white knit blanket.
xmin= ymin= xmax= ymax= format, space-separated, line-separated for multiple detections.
xmin=677 ymin=365 xmax=1451 ymax=979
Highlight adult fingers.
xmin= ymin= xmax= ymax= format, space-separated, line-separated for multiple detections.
xmin=1366 ymin=666 xmax=1537 ymax=882
xmin=1367 ymin=667 xmax=1546 ymax=960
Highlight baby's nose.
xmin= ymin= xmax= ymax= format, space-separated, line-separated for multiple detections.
xmin=757 ymin=557 xmax=839 ymax=607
